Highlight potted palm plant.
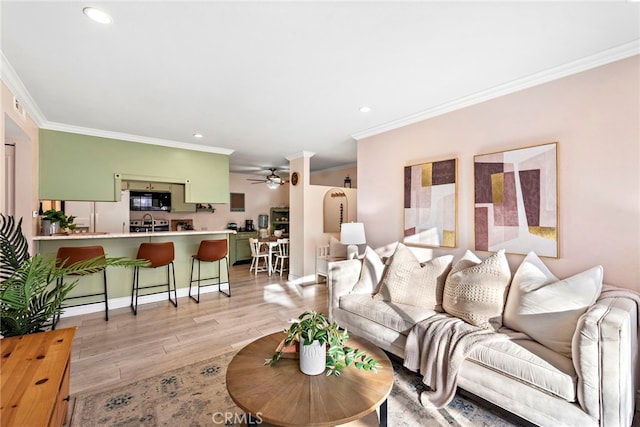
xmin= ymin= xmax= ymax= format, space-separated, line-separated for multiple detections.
xmin=264 ymin=310 xmax=381 ymax=376
xmin=0 ymin=214 xmax=144 ymax=337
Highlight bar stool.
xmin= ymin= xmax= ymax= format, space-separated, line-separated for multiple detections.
xmin=131 ymin=242 xmax=178 ymax=315
xmin=55 ymin=245 xmax=108 ymax=326
xmin=189 ymin=239 xmax=230 ymax=302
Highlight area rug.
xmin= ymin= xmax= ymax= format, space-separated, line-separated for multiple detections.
xmin=70 ymin=349 xmax=525 ymax=427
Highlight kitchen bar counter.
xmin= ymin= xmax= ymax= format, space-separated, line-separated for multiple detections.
xmin=33 ymin=229 xmax=234 ymax=240
xmin=34 ymin=230 xmax=235 ymax=318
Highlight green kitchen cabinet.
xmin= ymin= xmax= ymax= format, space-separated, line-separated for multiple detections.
xmin=229 ymin=231 xmax=258 ymax=265
xmin=39 ymin=129 xmax=231 ymax=202
xmin=124 ymin=181 xmax=172 ymax=192
xmin=171 ymin=184 xmax=196 ymax=213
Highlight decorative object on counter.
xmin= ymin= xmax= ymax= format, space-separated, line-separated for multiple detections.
xmin=196 ymin=203 xmax=216 ymax=212
xmin=344 ymin=175 xmax=351 ymax=188
xmin=265 ymin=310 xmax=381 ymax=376
xmin=340 ymin=222 xmax=366 ymax=259
xmin=0 ymin=214 xmax=145 ymax=337
xmin=41 ymin=209 xmax=76 ymax=235
xmin=171 ymin=219 xmax=194 ymax=231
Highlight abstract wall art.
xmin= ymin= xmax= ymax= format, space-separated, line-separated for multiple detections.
xmin=474 ymin=142 xmax=558 ymax=257
xmin=404 ymin=158 xmax=457 ymax=248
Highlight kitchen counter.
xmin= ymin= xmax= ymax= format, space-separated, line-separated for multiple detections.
xmin=33 ymin=229 xmax=234 ymax=240
xmin=34 ymin=230 xmax=236 ymax=317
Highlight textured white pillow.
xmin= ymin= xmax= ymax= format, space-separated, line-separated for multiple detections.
xmin=374 ymin=243 xmax=453 ymax=310
xmin=329 ymin=236 xmax=347 ymax=258
xmin=503 ymin=251 xmax=603 ymax=357
xmin=442 ymin=249 xmax=511 ymax=330
xmin=352 ymin=246 xmax=386 ymax=294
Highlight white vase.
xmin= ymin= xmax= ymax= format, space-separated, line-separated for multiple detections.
xmin=299 ymin=340 xmax=326 ymax=375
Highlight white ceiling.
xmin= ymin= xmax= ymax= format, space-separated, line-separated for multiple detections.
xmin=1 ymin=1 xmax=638 ymax=175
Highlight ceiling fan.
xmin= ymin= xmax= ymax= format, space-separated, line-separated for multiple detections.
xmin=247 ymin=168 xmax=289 ymax=189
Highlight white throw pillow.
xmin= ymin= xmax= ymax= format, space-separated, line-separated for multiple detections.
xmin=329 ymin=236 xmax=347 ymax=258
xmin=374 ymin=243 xmax=453 ymax=310
xmin=442 ymin=249 xmax=511 ymax=330
xmin=351 ymin=246 xmax=386 ymax=294
xmin=503 ymin=251 xmax=603 ymax=357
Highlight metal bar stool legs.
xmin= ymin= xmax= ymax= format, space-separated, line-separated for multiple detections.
xmin=130 ymin=242 xmax=178 ymax=315
xmin=189 ymin=240 xmax=231 ymax=302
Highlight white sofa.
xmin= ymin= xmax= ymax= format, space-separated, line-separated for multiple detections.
xmin=327 ymin=245 xmax=639 ymax=427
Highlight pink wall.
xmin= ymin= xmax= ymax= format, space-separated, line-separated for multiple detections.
xmin=357 ymin=56 xmax=639 ymax=291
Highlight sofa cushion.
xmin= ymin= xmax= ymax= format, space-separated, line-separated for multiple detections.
xmin=443 ymin=249 xmax=511 ymax=330
xmin=352 ymin=246 xmax=386 ymax=294
xmin=374 ymin=243 xmax=453 ymax=310
xmin=467 ymin=329 xmax=577 ymax=402
xmin=339 ymin=294 xmax=437 ymax=334
xmin=329 ymin=236 xmax=347 ymax=258
xmin=503 ymin=251 xmax=603 ymax=357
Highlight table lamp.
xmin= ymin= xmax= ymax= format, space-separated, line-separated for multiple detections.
xmin=340 ymin=222 xmax=366 ymax=259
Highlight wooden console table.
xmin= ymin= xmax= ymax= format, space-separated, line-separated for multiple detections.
xmin=1 ymin=328 xmax=76 ymax=427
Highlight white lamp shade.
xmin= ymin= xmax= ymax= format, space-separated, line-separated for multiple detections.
xmin=341 ymin=222 xmax=366 ymax=259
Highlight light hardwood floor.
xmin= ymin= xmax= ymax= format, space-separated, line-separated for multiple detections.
xmin=57 ymin=264 xmax=328 ymax=396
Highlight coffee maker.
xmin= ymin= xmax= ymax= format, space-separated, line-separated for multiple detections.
xmin=245 ymin=219 xmax=255 ymax=232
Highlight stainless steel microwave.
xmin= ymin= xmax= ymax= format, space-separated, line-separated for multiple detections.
xmin=129 ymin=191 xmax=171 ymax=211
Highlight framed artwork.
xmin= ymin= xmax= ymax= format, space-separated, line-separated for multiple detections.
xmin=403 ymin=158 xmax=457 ymax=248
xmin=474 ymin=142 xmax=558 ymax=257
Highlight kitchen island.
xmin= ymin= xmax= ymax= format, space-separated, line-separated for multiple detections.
xmin=34 ymin=230 xmax=234 ymax=318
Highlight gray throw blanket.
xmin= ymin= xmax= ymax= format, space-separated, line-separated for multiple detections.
xmin=403 ymin=313 xmax=509 ymax=408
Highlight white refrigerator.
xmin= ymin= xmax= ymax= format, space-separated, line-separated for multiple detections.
xmin=65 ymin=190 xmax=130 ymax=233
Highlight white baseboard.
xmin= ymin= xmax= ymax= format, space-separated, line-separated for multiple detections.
xmin=59 ymin=282 xmax=229 ymax=319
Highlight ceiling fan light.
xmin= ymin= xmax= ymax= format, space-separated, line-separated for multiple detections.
xmin=266 ymin=180 xmax=280 ymax=190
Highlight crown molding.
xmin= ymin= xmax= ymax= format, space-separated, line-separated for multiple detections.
xmin=352 ymin=40 xmax=640 ymax=141
xmin=286 ymin=151 xmax=316 ymax=161
xmin=42 ymin=122 xmax=235 ymax=155
xmin=0 ymin=50 xmax=47 ymax=126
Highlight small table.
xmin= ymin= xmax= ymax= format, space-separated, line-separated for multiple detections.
xmin=226 ymin=332 xmax=393 ymax=427
xmin=258 ymin=240 xmax=279 ymax=275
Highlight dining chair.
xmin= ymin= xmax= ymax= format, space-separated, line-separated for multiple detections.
xmin=248 ymin=238 xmax=269 ymax=275
xmin=273 ymin=238 xmax=290 ymax=277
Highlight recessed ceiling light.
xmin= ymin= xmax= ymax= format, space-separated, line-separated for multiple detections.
xmin=83 ymin=7 xmax=113 ymax=24
xmin=359 ymin=106 xmax=371 ymax=113
xmin=192 ymin=133 xmax=203 ymax=138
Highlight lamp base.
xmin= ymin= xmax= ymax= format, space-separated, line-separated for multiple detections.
xmin=346 ymin=244 xmax=359 ymax=260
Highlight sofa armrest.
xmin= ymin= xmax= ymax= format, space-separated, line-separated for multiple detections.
xmin=573 ymin=293 xmax=639 ymax=426
xmin=327 ymin=259 xmax=362 ymax=321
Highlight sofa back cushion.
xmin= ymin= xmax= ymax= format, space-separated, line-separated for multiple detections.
xmin=503 ymin=251 xmax=603 ymax=357
xmin=442 ymin=249 xmax=511 ymax=330
xmin=373 ymin=243 xmax=453 ymax=310
xmin=351 ymin=246 xmax=387 ymax=294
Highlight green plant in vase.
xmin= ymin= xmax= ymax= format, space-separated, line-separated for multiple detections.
xmin=0 ymin=214 xmax=146 ymax=337
xmin=265 ymin=310 xmax=381 ymax=376
xmin=42 ymin=209 xmax=76 ymax=234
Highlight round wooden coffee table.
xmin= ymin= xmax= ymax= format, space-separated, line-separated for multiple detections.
xmin=226 ymin=331 xmax=393 ymax=427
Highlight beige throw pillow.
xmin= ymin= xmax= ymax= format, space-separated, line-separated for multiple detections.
xmin=352 ymin=246 xmax=386 ymax=294
xmin=503 ymin=251 xmax=603 ymax=357
xmin=374 ymin=243 xmax=453 ymax=311
xmin=442 ymin=249 xmax=511 ymax=330
xmin=329 ymin=236 xmax=347 ymax=258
